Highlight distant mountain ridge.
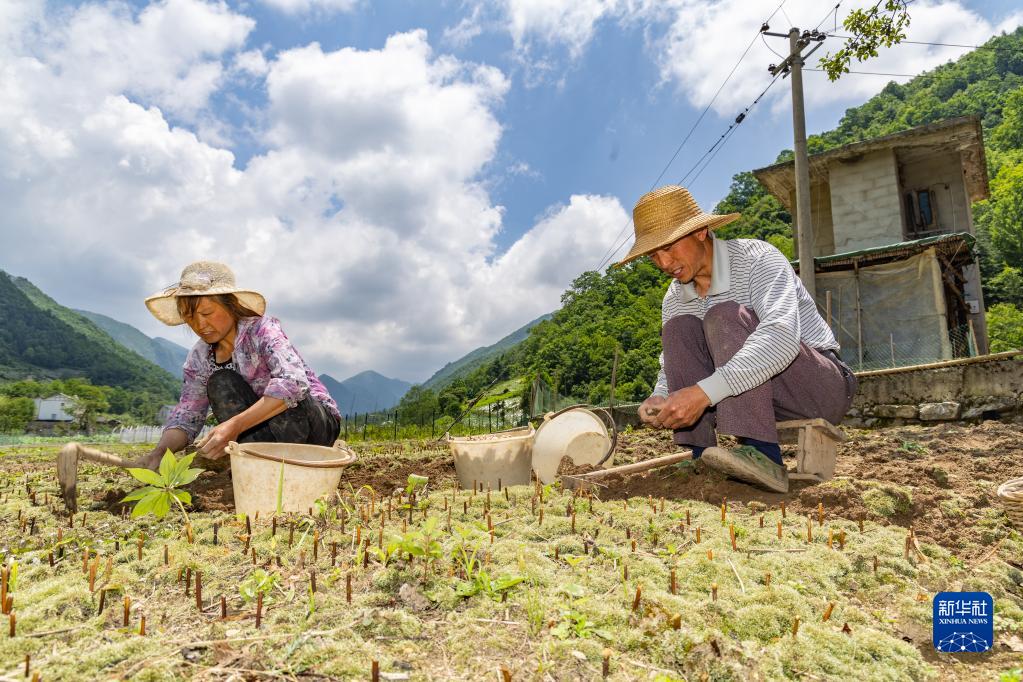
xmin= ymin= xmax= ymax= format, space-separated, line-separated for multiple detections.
xmin=74 ymin=309 xmax=189 ymax=376
xmin=319 ymin=370 xmax=411 ymax=416
xmin=420 ymin=314 xmax=552 ymax=392
xmin=0 ymin=270 xmax=179 ymax=400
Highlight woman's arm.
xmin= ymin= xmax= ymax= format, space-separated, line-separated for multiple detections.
xmin=196 ymin=395 xmax=287 ymax=459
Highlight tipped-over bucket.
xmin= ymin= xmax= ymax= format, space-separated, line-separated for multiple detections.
xmin=532 ymin=407 xmax=613 ymax=484
xmin=447 ymin=425 xmax=535 ymax=490
xmin=227 ymin=440 xmax=357 ymax=518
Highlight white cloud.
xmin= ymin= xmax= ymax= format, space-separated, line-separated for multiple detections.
xmin=0 ymin=2 xmax=628 ymax=383
xmin=256 ymin=0 xmax=359 ymax=15
xmin=494 ymin=0 xmax=1023 ymax=112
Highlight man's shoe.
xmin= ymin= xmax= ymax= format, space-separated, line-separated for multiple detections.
xmin=700 ymin=445 xmax=789 ymax=493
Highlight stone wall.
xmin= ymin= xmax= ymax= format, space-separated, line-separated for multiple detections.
xmin=612 ymin=353 xmax=1023 ymax=431
xmin=846 ymin=353 xmax=1023 ymax=427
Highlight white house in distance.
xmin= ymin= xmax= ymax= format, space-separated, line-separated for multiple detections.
xmin=753 ymin=116 xmax=989 ymax=370
xmin=33 ymin=393 xmax=75 ymax=422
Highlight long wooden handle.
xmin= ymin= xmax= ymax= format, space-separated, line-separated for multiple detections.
xmin=565 ymin=452 xmax=691 ymax=481
xmin=75 ymin=445 xmax=135 ymax=469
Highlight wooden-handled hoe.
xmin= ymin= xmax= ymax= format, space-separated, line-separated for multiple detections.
xmin=57 ymin=442 xmax=140 ymax=515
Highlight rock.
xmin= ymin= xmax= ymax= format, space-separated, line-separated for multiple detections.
xmin=872 ymin=404 xmax=919 ymax=419
xmin=919 ymin=402 xmax=961 ymax=421
xmin=398 ymin=582 xmax=430 ymax=611
xmin=962 ymin=398 xmax=1016 ymax=420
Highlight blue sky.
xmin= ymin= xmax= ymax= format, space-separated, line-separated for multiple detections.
xmin=1 ymin=0 xmax=1019 ymax=382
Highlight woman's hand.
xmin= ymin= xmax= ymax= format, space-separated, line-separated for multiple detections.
xmin=195 ymin=421 xmax=241 ymax=459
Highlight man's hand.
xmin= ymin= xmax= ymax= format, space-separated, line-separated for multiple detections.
xmin=651 ymin=385 xmax=711 ymax=430
xmin=638 ymin=396 xmax=667 ymax=425
xmin=195 ymin=420 xmax=241 ymax=459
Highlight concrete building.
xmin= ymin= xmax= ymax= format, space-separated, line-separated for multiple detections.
xmin=33 ymin=394 xmax=76 ymax=422
xmin=753 ymin=117 xmax=989 ymax=369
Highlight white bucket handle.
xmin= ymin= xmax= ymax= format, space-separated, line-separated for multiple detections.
xmin=227 ymin=441 xmax=357 ymax=469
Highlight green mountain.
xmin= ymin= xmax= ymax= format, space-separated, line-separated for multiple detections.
xmin=447 ymin=27 xmax=1023 ymax=406
xmin=319 ymin=370 xmax=411 ymax=416
xmin=0 ymin=270 xmax=179 ymax=401
xmin=74 ymin=309 xmax=189 ymax=375
xmin=421 ymin=314 xmax=552 ymax=392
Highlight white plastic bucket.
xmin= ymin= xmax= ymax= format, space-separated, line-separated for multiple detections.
xmin=532 ymin=408 xmax=612 ymax=484
xmin=446 ymin=425 xmax=535 ymax=490
xmin=227 ymin=440 xmax=357 ymax=518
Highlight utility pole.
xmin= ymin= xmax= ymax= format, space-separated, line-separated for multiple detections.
xmin=764 ymin=25 xmax=827 ymax=299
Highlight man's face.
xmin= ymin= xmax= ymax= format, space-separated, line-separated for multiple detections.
xmin=648 ymin=230 xmax=708 ymax=282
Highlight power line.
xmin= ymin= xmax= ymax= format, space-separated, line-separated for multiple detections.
xmin=598 ymin=71 xmax=786 ymax=267
xmin=814 ymin=2 xmax=842 ymax=32
xmin=806 ymin=67 xmax=975 ymax=79
xmin=591 ymin=1 xmax=791 ymax=273
xmin=827 ymin=33 xmax=1023 ymax=52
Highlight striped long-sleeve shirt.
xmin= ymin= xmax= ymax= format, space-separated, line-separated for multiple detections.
xmin=652 ymin=236 xmax=838 ymax=405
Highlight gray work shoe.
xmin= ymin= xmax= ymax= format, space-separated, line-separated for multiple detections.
xmin=701 ymin=445 xmax=789 ymax=493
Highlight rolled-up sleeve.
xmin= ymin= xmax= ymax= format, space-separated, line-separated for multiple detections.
xmin=258 ymin=317 xmax=311 ymax=408
xmin=162 ymin=347 xmax=210 ymax=443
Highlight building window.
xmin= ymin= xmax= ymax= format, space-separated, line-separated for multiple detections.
xmin=905 ymin=189 xmax=937 ymax=235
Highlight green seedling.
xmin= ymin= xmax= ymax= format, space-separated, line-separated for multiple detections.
xmin=121 ymin=450 xmax=202 ymax=525
xmin=551 ymin=609 xmax=612 ymax=641
xmin=899 ymin=441 xmax=928 ymax=454
xmin=405 ymin=474 xmax=428 ymax=496
xmin=452 ymin=538 xmax=523 ymax=599
xmin=239 ymin=569 xmax=279 ymax=605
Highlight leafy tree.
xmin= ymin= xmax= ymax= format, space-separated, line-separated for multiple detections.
xmin=820 ymin=1 xmax=911 ymax=81
xmin=988 ymin=160 xmax=1023 ymax=265
xmin=986 ymin=266 xmax=1023 ymax=308
xmin=0 ymin=397 xmax=34 ymax=432
xmin=986 ymin=303 xmax=1023 ymax=352
xmin=397 ymin=385 xmax=440 ymax=424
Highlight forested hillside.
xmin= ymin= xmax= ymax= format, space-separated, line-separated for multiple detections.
xmin=74 ymin=308 xmax=188 ymax=376
xmin=401 ymin=28 xmax=1023 ymax=418
xmin=0 ymin=271 xmax=179 ymax=426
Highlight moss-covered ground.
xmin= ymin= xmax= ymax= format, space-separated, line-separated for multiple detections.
xmin=0 ymin=429 xmax=1021 ymax=681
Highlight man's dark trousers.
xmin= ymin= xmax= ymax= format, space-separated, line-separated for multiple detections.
xmin=664 ymin=301 xmax=857 ymax=448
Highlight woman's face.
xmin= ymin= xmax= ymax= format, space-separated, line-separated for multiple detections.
xmin=183 ymin=297 xmax=236 ymax=345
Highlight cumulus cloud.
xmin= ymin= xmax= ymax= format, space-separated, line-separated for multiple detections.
xmin=494 ymin=0 xmax=1022 ymax=112
xmin=0 ymin=0 xmax=628 ymax=382
xmin=256 ymin=0 xmax=359 ymax=16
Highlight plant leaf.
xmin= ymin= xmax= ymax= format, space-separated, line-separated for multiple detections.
xmin=151 ymin=492 xmax=172 ymax=518
xmin=172 ymin=489 xmax=192 ymax=505
xmin=176 ymin=467 xmax=204 ymax=487
xmin=159 ymin=450 xmax=176 ymax=482
xmin=127 ymin=467 xmax=164 ymax=487
xmin=130 ymin=491 xmax=160 ymax=517
xmin=121 ymin=486 xmax=159 ymax=503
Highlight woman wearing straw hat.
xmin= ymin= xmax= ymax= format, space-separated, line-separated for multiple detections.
xmin=619 ymin=186 xmax=856 ymax=493
xmin=133 ymin=261 xmax=341 ymax=469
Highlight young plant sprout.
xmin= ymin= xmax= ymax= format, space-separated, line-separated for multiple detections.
xmin=121 ymin=451 xmax=203 ymax=531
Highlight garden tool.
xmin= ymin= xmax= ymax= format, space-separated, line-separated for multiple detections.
xmin=57 ymin=442 xmax=138 ymax=515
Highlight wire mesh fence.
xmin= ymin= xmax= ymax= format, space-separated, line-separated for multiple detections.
xmin=842 ymin=323 xmax=977 ymax=372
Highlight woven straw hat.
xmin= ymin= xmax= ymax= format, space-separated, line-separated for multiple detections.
xmin=145 ymin=261 xmax=266 ymax=326
xmin=616 ymin=185 xmax=740 ymax=266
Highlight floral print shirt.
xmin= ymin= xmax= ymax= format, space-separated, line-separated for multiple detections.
xmin=163 ymin=315 xmax=340 ymax=442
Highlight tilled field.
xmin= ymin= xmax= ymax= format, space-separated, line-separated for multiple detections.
xmin=0 ymin=421 xmax=1020 ymax=681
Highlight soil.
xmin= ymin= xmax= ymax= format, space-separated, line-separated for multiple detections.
xmin=589 ymin=419 xmax=1023 ymax=561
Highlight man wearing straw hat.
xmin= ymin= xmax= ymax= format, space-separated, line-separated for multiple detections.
xmin=131 ymin=261 xmax=341 ymax=469
xmin=620 ymin=185 xmax=856 ymax=493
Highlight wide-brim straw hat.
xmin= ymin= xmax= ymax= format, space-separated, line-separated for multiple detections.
xmin=145 ymin=261 xmax=266 ymax=326
xmin=616 ymin=185 xmax=740 ymax=266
